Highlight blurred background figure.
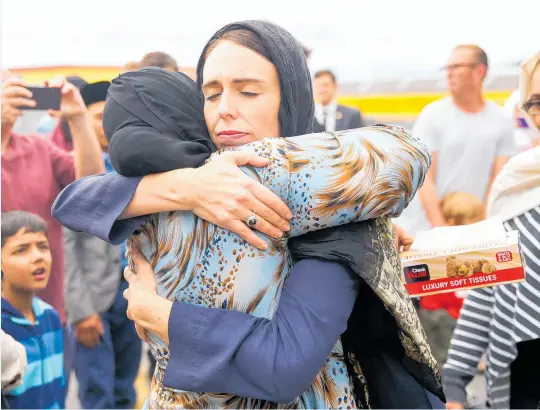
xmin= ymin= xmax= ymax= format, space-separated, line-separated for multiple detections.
xmin=443 ymin=51 xmax=540 ymax=410
xmin=398 ymin=45 xmax=516 ymax=236
xmin=50 ymin=76 xmax=88 ymax=151
xmin=418 ymin=191 xmax=485 ymax=367
xmin=122 ymin=61 xmax=141 ymax=73
xmin=504 ymin=88 xmax=538 ymax=152
xmin=139 ymin=51 xmax=178 ymax=72
xmin=1 ymin=70 xmax=105 ymax=403
xmin=313 ymin=69 xmax=365 ymax=132
xmin=64 ymin=80 xmax=141 ymax=410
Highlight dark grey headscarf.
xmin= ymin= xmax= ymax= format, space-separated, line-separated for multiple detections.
xmin=196 ymin=20 xmax=314 ymax=138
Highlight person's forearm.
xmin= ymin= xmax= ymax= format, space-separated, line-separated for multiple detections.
xmin=119 ymin=168 xmax=196 ymax=219
xmin=418 ymin=179 xmax=445 ymax=227
xmin=68 ymin=113 xmax=105 ymax=178
xmin=52 ymin=173 xmax=147 ymax=244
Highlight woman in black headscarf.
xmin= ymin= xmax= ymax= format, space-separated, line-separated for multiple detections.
xmin=53 ymin=21 xmax=444 ymax=409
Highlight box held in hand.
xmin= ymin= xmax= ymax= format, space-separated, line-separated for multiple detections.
xmin=401 ymin=230 xmax=526 ymax=297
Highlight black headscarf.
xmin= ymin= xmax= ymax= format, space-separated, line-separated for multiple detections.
xmin=105 ymin=21 xmax=444 ymax=407
xmin=105 ymin=67 xmax=216 ymax=175
xmin=196 ymin=20 xmax=314 ymax=138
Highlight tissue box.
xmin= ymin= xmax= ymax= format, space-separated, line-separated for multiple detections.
xmin=401 ymin=230 xmax=526 ymax=297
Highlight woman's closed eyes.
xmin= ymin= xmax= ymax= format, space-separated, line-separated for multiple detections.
xmin=205 ymin=91 xmax=261 ymax=102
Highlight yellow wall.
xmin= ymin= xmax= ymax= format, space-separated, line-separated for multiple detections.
xmin=338 ymin=91 xmax=512 ymax=119
xmin=11 ymin=66 xmax=122 ymax=84
xmin=11 ymin=66 xmax=513 ymax=120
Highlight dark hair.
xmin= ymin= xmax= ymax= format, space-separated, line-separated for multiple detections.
xmin=455 ymin=44 xmax=489 ymax=69
xmin=204 ymin=29 xmax=272 ymax=62
xmin=140 ymin=52 xmax=179 ymax=71
xmin=314 ymin=70 xmax=337 ymax=84
xmin=1 ymin=211 xmax=48 ymax=248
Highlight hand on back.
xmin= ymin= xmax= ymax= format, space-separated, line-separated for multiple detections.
xmin=189 ymin=151 xmax=292 ymax=249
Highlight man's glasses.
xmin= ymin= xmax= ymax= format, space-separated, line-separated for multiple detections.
xmin=523 ymin=98 xmax=540 ymax=114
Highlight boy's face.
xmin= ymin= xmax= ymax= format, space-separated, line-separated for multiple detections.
xmin=1 ymin=229 xmax=52 ymax=293
xmin=88 ymin=101 xmax=107 ymax=151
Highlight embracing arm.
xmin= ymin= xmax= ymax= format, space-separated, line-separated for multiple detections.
xmin=52 ymin=154 xmax=291 ymax=249
xmin=134 ymin=259 xmax=358 ymax=403
xmin=254 ymin=125 xmax=431 ymax=237
xmin=52 ymin=172 xmax=148 ymax=245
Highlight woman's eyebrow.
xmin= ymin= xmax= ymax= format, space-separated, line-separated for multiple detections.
xmin=203 ymin=78 xmax=264 ymax=88
xmin=231 ymin=78 xmax=264 ymax=85
xmin=202 ymin=80 xmax=221 ymax=91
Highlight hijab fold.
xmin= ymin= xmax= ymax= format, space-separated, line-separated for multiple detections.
xmin=105 ymin=67 xmax=215 ymax=176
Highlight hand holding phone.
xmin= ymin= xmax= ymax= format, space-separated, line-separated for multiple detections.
xmin=45 ymin=78 xmax=87 ymax=120
xmin=23 ymin=86 xmax=61 ymax=111
xmin=1 ymin=77 xmax=35 ymax=133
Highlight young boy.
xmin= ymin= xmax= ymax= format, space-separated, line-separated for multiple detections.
xmin=1 ymin=211 xmax=65 ymax=409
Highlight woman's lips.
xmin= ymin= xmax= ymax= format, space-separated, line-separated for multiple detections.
xmin=216 ymin=131 xmax=249 ymax=145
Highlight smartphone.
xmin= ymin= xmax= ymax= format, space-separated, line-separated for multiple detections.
xmin=21 ymin=86 xmax=61 ymax=111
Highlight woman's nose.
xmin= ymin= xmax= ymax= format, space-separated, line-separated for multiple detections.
xmin=217 ymin=90 xmax=238 ymax=119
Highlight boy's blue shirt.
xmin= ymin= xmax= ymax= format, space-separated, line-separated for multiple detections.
xmin=1 ymin=297 xmax=65 ymax=409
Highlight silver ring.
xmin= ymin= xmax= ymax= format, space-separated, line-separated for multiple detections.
xmin=246 ymin=215 xmax=257 ymax=228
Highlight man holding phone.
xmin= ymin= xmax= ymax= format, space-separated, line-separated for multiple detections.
xmin=1 ymin=72 xmax=105 ymax=385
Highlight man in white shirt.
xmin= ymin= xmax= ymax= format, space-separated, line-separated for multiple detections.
xmin=398 ymin=45 xmax=516 ymax=234
xmin=313 ymin=70 xmax=364 ymax=132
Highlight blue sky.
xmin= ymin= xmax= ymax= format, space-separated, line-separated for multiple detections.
xmin=2 ymin=0 xmax=538 ymax=82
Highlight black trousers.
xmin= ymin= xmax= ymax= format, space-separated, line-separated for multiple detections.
xmin=510 ymin=339 xmax=540 ymax=409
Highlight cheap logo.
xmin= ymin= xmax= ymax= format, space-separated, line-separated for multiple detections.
xmin=403 ymin=264 xmax=431 ymax=284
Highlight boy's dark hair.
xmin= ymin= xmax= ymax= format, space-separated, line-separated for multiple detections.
xmin=314 ymin=69 xmax=337 ymax=84
xmin=1 ymin=211 xmax=48 ymax=248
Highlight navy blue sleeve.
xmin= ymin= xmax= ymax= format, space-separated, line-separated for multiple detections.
xmin=51 ymin=172 xmax=147 ymax=245
xmin=163 ymin=259 xmax=358 ymax=403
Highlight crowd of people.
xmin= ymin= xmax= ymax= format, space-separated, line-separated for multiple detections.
xmin=1 ymin=19 xmax=539 ymax=410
